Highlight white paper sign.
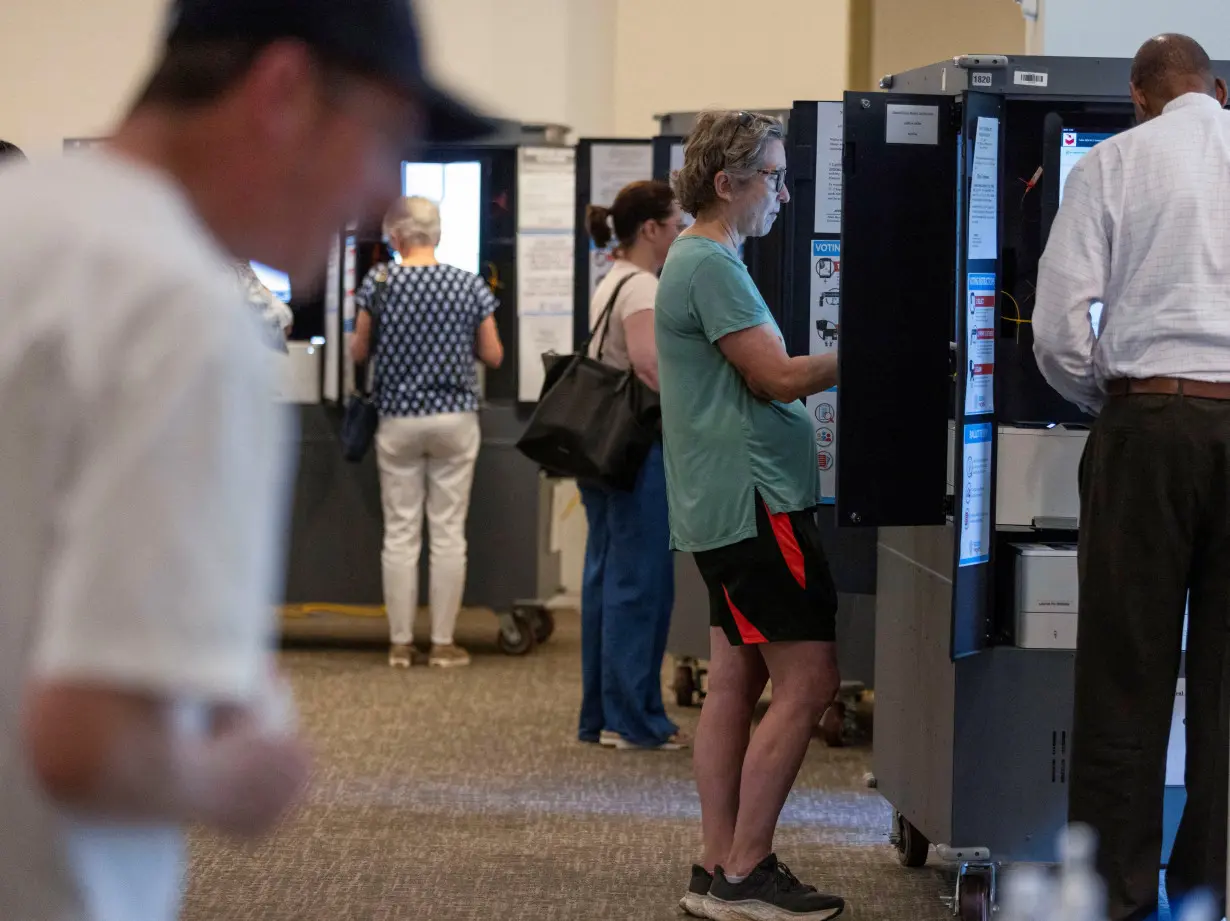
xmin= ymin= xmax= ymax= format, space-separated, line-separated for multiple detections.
xmin=586 ymin=243 xmax=616 ymax=306
xmin=518 ymin=147 xmax=576 ymax=231
xmin=323 ymin=236 xmax=342 ymax=402
xmin=886 ymin=105 xmax=939 ymax=146
xmin=809 ymin=239 xmax=841 ymax=356
xmin=1165 ymin=678 xmax=1186 ymax=787
xmin=958 ymin=423 xmax=993 ymax=567
xmin=669 ymin=143 xmax=695 ymax=230
xmin=964 ymin=273 xmax=996 ymax=415
xmin=814 ymin=102 xmax=844 ymax=234
xmin=807 ymin=391 xmax=838 ymax=502
xmin=518 ymin=314 xmax=574 ymax=402
xmin=968 ymin=117 xmax=1000 ymax=260
xmin=341 ymin=234 xmax=358 ymax=396
xmin=585 ymin=143 xmax=652 ymax=307
xmin=806 ymin=240 xmax=840 ymax=503
xmin=517 ymin=233 xmax=573 ymax=316
xmin=669 ymin=143 xmax=684 ymax=175
xmin=590 ymin=143 xmax=653 ymax=208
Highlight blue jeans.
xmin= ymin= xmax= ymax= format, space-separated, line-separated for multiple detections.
xmin=578 ymin=442 xmax=677 ymax=746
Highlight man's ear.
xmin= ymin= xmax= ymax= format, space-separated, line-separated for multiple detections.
xmin=1215 ymin=77 xmax=1229 ymax=107
xmin=1129 ymin=82 xmax=1155 ymax=120
xmin=712 ymin=170 xmax=735 ymax=204
xmin=241 ymin=41 xmax=319 ymax=144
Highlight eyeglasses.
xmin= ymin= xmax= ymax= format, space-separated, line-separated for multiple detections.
xmin=757 ymin=168 xmax=788 ymax=193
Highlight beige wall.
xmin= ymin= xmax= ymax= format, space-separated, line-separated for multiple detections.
xmin=870 ymin=0 xmax=1024 ymax=83
xmin=612 ymin=0 xmax=852 ymax=137
xmin=0 ymin=0 xmax=615 ymax=153
xmin=0 ymin=0 xmax=851 ymax=152
xmin=0 ymin=0 xmax=166 ymax=154
xmin=415 ymin=0 xmax=617 ymax=137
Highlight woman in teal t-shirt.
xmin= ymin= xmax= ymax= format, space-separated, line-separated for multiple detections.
xmin=656 ymin=111 xmax=846 ymax=921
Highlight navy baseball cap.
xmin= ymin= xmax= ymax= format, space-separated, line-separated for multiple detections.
xmin=164 ymin=0 xmax=494 ymax=143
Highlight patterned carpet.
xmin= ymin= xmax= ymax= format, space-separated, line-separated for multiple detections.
xmin=181 ymin=609 xmax=956 ymax=921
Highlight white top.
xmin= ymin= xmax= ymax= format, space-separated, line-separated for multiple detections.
xmin=1034 ymin=93 xmax=1230 ymax=414
xmin=0 ymin=153 xmax=292 ymax=921
xmin=588 ymin=260 xmax=656 ymax=371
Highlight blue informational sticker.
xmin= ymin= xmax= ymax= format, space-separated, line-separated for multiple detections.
xmin=964 ymin=272 xmax=996 ymax=416
xmin=958 ymin=422 xmax=993 ymax=567
xmin=808 ymin=239 xmax=841 ymax=505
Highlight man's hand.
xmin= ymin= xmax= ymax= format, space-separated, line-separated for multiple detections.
xmin=24 ymin=682 xmax=310 ymax=836
xmin=192 ymin=712 xmax=311 ymax=838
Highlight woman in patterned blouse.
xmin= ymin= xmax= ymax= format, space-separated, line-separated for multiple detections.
xmin=351 ymin=196 xmax=504 ymax=669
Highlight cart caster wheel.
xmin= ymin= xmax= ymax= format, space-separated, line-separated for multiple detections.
xmin=958 ymin=868 xmax=993 ymax=921
xmin=674 ymin=664 xmax=697 ymax=707
xmin=820 ymin=701 xmax=846 ymax=747
xmin=529 ymin=608 xmax=555 ymax=644
xmin=893 ymin=812 xmax=930 ymax=868
xmin=497 ymin=612 xmax=537 ymax=656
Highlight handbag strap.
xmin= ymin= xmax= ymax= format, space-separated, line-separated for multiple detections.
xmin=587 ymin=270 xmax=643 ymax=361
xmin=361 ymin=274 xmax=389 ymax=398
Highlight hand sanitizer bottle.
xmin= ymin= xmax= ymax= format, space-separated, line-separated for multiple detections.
xmin=1173 ymin=890 xmax=1220 ymax=921
xmin=1056 ymin=824 xmax=1107 ymax=921
xmin=1000 ymin=864 xmax=1054 ymax=921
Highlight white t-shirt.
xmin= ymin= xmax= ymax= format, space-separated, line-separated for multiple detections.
xmin=0 ymin=152 xmax=293 ymax=921
xmin=587 ymin=260 xmax=656 ymax=371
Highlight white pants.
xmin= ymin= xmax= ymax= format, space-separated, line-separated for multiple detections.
xmin=375 ymin=412 xmax=481 ymax=646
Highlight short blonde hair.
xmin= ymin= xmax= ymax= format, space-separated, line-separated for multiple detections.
xmin=383 ymin=196 xmax=441 ymax=248
xmin=673 ymin=110 xmax=785 ymax=217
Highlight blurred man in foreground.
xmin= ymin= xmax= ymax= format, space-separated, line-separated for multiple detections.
xmin=0 ymin=2 xmax=489 ymax=919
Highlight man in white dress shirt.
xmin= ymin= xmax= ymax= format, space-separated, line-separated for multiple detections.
xmin=1034 ymin=34 xmax=1230 ymax=921
xmin=0 ymin=2 xmax=490 ymax=920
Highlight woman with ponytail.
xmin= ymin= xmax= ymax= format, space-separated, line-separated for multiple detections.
xmin=578 ymin=179 xmax=686 ymax=751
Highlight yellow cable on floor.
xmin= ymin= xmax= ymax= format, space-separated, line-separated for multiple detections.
xmin=280 ymin=603 xmax=387 ymax=619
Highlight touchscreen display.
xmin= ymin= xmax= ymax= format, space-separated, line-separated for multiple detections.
xmin=1058 ymin=131 xmax=1115 ymax=337
xmin=401 ymin=161 xmax=482 ymax=275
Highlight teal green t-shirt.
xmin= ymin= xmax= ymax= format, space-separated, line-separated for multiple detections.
xmin=655 ymin=235 xmax=819 ymax=552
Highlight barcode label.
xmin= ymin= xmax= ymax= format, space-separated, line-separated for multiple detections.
xmin=1014 ymin=70 xmax=1049 ymax=86
xmin=971 ymin=72 xmax=993 ymax=87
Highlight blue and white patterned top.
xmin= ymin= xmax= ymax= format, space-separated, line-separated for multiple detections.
xmin=356 ymin=263 xmax=498 ymax=417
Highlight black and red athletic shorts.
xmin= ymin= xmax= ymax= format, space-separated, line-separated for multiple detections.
xmin=693 ymin=495 xmax=837 ymax=646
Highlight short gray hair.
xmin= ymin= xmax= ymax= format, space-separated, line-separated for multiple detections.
xmin=673 ymin=110 xmax=785 ymax=217
xmin=383 ymin=196 xmax=441 ymax=248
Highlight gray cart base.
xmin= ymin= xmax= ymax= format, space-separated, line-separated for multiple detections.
xmin=876 ymin=524 xmax=1184 ymax=918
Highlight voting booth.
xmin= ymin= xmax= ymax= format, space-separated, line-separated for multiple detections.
xmin=829 ymin=55 xmax=1230 ymax=917
xmin=283 ymin=121 xmax=576 ymax=654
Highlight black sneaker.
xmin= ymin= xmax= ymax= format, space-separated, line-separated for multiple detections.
xmin=680 ymin=865 xmax=715 ymax=918
xmin=708 ymin=855 xmax=845 ymax=920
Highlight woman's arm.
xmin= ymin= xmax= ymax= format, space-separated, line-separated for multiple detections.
xmin=475 ymin=315 xmax=504 ymax=369
xmin=350 ymin=310 xmax=373 ymax=365
xmin=717 ymin=325 xmax=836 ymax=403
xmin=623 ymin=310 xmax=659 ymax=391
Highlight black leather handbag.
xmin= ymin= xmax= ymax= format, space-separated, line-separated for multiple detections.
xmin=340 ymin=278 xmax=387 ymax=463
xmin=516 ymin=272 xmax=660 ymax=491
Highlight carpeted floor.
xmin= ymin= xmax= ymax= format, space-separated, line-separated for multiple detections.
xmin=181 ymin=609 xmax=956 ymax=920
